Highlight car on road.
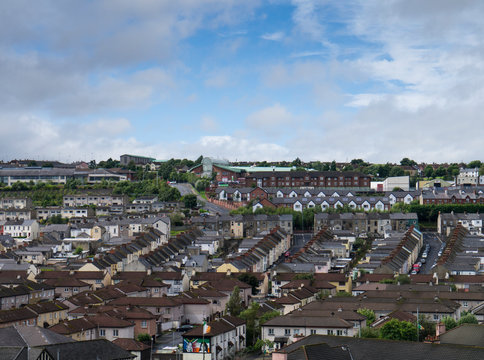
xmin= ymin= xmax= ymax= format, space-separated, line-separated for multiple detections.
xmin=177 ymin=325 xmax=194 ymax=332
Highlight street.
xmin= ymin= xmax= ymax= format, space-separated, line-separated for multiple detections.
xmin=417 ymin=232 xmax=442 ymax=275
xmin=289 ymin=233 xmax=313 ymax=256
xmin=153 ymin=330 xmax=183 ymax=352
xmin=171 ymin=183 xmax=229 ymax=215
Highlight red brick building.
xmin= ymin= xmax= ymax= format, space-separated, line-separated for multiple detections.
xmin=244 ymin=171 xmax=371 ymax=188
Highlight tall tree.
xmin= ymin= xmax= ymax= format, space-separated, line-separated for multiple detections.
xmin=400 ymin=158 xmax=417 ymax=166
xmin=225 ymin=286 xmax=242 ymax=316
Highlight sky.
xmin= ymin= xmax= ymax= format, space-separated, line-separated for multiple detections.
xmin=1 ymin=0 xmax=483 ymax=164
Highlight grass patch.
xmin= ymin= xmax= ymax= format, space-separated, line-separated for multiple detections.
xmin=197 ymin=190 xmax=207 ymax=200
xmin=170 ymin=230 xmax=186 ymax=236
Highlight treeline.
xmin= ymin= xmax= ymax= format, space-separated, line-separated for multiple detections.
xmin=112 ymin=180 xmax=180 ymax=201
xmin=235 ymin=157 xmax=484 ymax=181
xmin=0 ymin=179 xmax=182 ymax=206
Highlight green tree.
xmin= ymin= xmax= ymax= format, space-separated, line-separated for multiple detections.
xmin=238 ymin=274 xmax=259 ymax=295
xmin=259 ymin=310 xmax=280 ymax=325
xmin=183 ymin=194 xmax=198 ymax=209
xmin=395 ymin=274 xmax=411 ymax=284
xmin=389 ymin=166 xmax=405 ymax=177
xmin=73 ymin=247 xmax=83 ymax=255
xmin=225 ymin=286 xmax=242 ymax=316
xmin=417 ymin=315 xmax=436 ymax=342
xmin=357 ymin=308 xmax=376 ymax=326
xmin=291 ymin=157 xmax=302 ymax=167
xmin=400 ymin=158 xmax=417 ymax=166
xmin=330 ymin=160 xmax=337 ymax=171
xmin=468 ymin=160 xmax=482 ymax=169
xmin=424 ymin=165 xmax=434 ymax=178
xmin=380 ymin=319 xmax=417 ymax=341
xmin=435 ymin=166 xmax=446 ymax=177
xmin=170 ymin=213 xmax=184 ymax=226
xmin=458 ymin=313 xmax=478 ymax=325
xmin=446 ymin=164 xmax=460 ymax=178
xmin=442 ymin=316 xmax=457 ymax=330
xmin=137 ymin=333 xmax=151 ymax=342
xmin=239 ymin=302 xmax=260 ymax=346
xmin=359 ymin=327 xmax=380 ymax=338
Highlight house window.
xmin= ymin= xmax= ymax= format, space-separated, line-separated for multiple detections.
xmin=100 ymin=329 xmax=105 ymax=336
xmin=433 ymin=315 xmax=439 ymax=321
xmin=294 ymin=328 xmax=300 ymax=335
xmin=337 ymin=330 xmax=343 ymax=336
xmin=268 ymin=328 xmax=274 ymax=335
xmin=310 ymin=329 xmax=316 ymax=335
xmin=463 ymin=301 xmax=468 ymax=307
xmin=141 ymin=321 xmax=147 ymax=328
xmin=64 ymin=288 xmax=69 ymax=292
xmin=113 ymin=329 xmax=119 ymax=337
xmin=284 ymin=329 xmax=291 ymax=336
xmin=328 ymin=330 xmax=334 ymax=335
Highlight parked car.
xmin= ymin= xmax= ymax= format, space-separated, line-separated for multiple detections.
xmin=178 ymin=325 xmax=194 ymax=332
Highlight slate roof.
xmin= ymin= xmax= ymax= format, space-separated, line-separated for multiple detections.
xmin=281 ymin=334 xmax=484 ymax=360
xmin=112 ymin=338 xmax=150 ymax=351
xmin=0 ymin=325 xmax=74 ymax=347
xmin=40 ymin=339 xmax=135 ymax=360
xmin=183 ymin=318 xmax=235 ymax=337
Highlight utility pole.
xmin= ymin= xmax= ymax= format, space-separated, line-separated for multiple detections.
xmin=417 ymin=307 xmax=420 ymax=342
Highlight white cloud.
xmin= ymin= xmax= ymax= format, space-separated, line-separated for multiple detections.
xmin=185 ymin=135 xmax=290 ymax=161
xmin=204 ymin=70 xmax=231 ymax=88
xmin=0 ymin=115 xmax=153 ymax=162
xmin=291 ymin=0 xmax=325 ymax=41
xmin=245 ymin=104 xmax=295 ymax=135
xmin=261 ymin=31 xmax=285 ymax=41
xmin=200 ymin=116 xmax=218 ymax=132
xmin=82 ymin=118 xmax=132 ymax=136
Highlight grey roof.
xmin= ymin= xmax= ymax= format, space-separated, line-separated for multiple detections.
xmin=0 ymin=325 xmax=74 ymax=347
xmin=281 ymin=334 xmax=484 ymax=360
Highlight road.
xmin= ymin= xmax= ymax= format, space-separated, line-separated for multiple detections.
xmin=171 ymin=183 xmax=229 ymax=215
xmin=290 ymin=233 xmax=313 ymax=255
xmin=417 ymin=232 xmax=442 ymax=275
xmin=153 ymin=330 xmax=183 ymax=351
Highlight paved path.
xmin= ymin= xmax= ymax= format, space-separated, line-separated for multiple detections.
xmin=171 ymin=183 xmax=229 ymax=215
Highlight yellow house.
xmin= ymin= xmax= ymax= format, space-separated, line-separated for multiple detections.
xmin=216 ymin=262 xmax=246 ymax=274
xmin=27 ymin=301 xmax=69 ymax=327
xmin=314 ymin=273 xmax=352 ymax=293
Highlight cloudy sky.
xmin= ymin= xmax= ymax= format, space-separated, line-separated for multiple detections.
xmin=1 ymin=0 xmax=483 ymax=164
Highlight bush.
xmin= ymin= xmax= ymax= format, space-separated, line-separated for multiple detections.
xmin=137 ymin=333 xmax=151 ymax=342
